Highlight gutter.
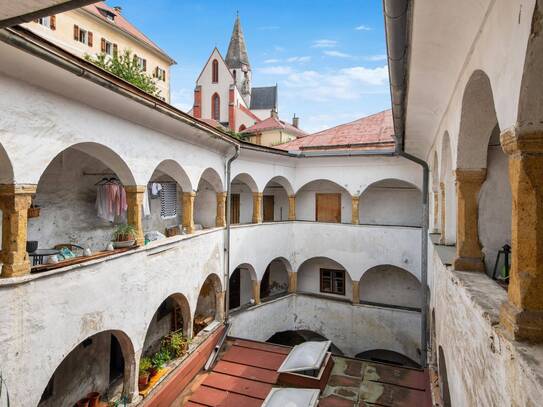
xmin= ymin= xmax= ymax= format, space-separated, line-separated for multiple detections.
xmin=383 ymin=0 xmax=429 ymax=368
xmin=223 ymin=145 xmax=241 ymax=323
xmin=0 ymin=27 xmax=239 ymax=149
xmin=0 ymin=0 xmax=98 ymax=29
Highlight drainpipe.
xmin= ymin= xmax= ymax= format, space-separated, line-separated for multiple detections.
xmin=224 ymin=145 xmax=240 ymax=323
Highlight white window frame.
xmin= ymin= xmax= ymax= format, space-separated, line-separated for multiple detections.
xmin=78 ymin=28 xmax=88 ymax=44
xmin=135 ymin=56 xmax=146 ymax=71
xmin=104 ymin=40 xmax=113 ymax=56
xmin=37 ymin=16 xmax=51 ymax=28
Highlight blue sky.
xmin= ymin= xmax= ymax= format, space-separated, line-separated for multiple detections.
xmin=109 ymin=0 xmax=391 ymax=133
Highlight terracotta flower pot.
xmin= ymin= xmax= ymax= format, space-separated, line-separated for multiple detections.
xmin=76 ymin=398 xmax=90 ymax=407
xmin=87 ymin=392 xmax=100 ymax=407
xmin=138 ymin=373 xmax=150 ymax=389
xmin=149 ymin=366 xmax=158 ymax=377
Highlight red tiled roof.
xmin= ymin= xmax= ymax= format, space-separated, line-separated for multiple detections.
xmin=276 ymin=109 xmax=395 ymax=151
xmin=239 ymin=104 xmax=262 ymax=123
xmin=242 ymin=116 xmax=307 ymax=138
xmin=83 ymin=2 xmax=174 ymax=63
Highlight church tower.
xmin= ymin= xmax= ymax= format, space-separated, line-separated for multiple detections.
xmin=225 ymin=15 xmax=252 ymax=105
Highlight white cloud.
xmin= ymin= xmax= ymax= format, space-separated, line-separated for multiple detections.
xmin=170 ymin=88 xmax=193 ymax=112
xmin=274 ymin=45 xmax=286 ymax=52
xmin=287 ymin=56 xmax=311 ymax=63
xmin=264 ymin=58 xmax=280 ymax=64
xmin=259 ymin=65 xmax=294 ymax=75
xmin=282 ymin=65 xmax=389 ymax=102
xmin=311 ymin=39 xmax=338 ymax=48
xmin=366 ymin=54 xmax=387 ymax=61
xmin=323 ymin=50 xmax=352 ymax=58
xmin=355 ymin=25 xmax=372 ymax=31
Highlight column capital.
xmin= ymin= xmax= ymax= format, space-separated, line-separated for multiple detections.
xmin=454 ymin=168 xmax=487 ymax=184
xmin=182 ymin=191 xmax=197 ymax=198
xmin=124 ymin=185 xmax=146 ymax=194
xmin=501 ymin=127 xmax=543 ymax=156
xmin=0 ymin=184 xmax=37 ymax=196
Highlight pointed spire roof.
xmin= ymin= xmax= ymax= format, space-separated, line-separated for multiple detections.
xmin=225 ymin=14 xmax=250 ymax=69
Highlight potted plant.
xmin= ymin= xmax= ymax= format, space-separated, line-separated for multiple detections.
xmin=151 ymin=348 xmax=171 ymax=374
xmin=138 ymin=357 xmax=152 ymax=389
xmin=111 ymin=224 xmax=137 ymax=248
xmin=166 ymin=331 xmax=191 ymax=358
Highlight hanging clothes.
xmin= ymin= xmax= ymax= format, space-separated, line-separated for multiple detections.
xmin=143 ymin=186 xmax=151 ymax=217
xmin=95 ymin=180 xmax=128 ymax=222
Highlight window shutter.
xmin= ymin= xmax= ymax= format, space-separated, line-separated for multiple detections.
xmin=143 ymin=59 xmax=147 ymax=72
xmin=163 ymin=70 xmax=166 ymax=82
xmin=159 ymin=183 xmax=177 ymax=219
xmin=73 ymin=25 xmax=79 ymax=40
xmin=101 ymin=38 xmax=106 ymax=52
xmin=113 ymin=43 xmax=118 ymax=56
xmin=50 ymin=15 xmax=56 ymax=30
xmin=87 ymin=31 xmax=93 ymax=47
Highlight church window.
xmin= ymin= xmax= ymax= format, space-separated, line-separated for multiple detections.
xmin=212 ymin=59 xmax=219 ymax=83
xmin=212 ymin=93 xmax=220 ymax=121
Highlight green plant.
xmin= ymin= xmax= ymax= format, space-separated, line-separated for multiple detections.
xmin=85 ymin=50 xmax=161 ymax=97
xmin=165 ymin=331 xmax=191 ymax=358
xmin=139 ymin=357 xmax=152 ymax=375
xmin=226 ymin=130 xmax=248 ymax=140
xmin=112 ymin=224 xmax=136 ymax=242
xmin=151 ymin=348 xmax=171 ymax=370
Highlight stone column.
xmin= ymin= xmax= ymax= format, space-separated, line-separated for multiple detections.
xmin=288 ymin=195 xmax=296 ymax=221
xmin=500 ymin=129 xmax=543 ymax=341
xmin=352 ymin=196 xmax=360 ymax=225
xmin=252 ymin=192 xmax=263 ymax=224
xmin=182 ymin=191 xmax=195 ymax=234
xmin=453 ymin=169 xmax=486 ymax=272
xmin=216 ymin=290 xmax=225 ymax=321
xmin=216 ymin=192 xmax=226 ymax=227
xmin=288 ymin=271 xmax=297 ymax=293
xmin=251 ymin=280 xmax=261 ymax=304
xmin=433 ymin=191 xmax=440 ymax=233
xmin=352 ymin=281 xmax=360 ymax=305
xmin=0 ymin=184 xmax=36 ymax=277
xmin=439 ymin=182 xmax=447 ymax=244
xmin=125 ymin=185 xmax=145 ymax=246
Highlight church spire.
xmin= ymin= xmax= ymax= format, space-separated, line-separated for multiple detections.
xmin=225 ymin=14 xmax=250 ymax=70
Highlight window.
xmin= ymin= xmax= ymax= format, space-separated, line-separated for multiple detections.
xmin=134 ymin=55 xmax=147 ymax=71
xmin=159 ymin=183 xmax=177 ymax=219
xmin=212 ymin=93 xmax=220 ymax=121
xmin=73 ymin=25 xmax=92 ymax=46
xmin=155 ymin=67 xmax=166 ymax=82
xmin=212 ymin=59 xmax=219 ymax=83
xmin=100 ymin=38 xmax=116 ymax=56
xmin=320 ymin=269 xmax=345 ymax=295
xmin=36 ymin=15 xmax=55 ymax=30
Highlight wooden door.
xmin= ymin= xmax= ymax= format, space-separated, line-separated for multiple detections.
xmin=231 ymin=194 xmax=240 ymax=224
xmin=316 ymin=193 xmax=341 ymax=223
xmin=263 ymin=195 xmax=275 ymax=222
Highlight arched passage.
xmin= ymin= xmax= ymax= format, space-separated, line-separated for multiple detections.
xmin=194 ymin=273 xmax=223 ymax=336
xmin=267 ymin=329 xmax=344 ymax=355
xmin=230 ymin=173 xmax=258 ymax=224
xmin=297 ymin=256 xmax=352 ymax=300
xmin=143 ymin=160 xmax=192 ymax=238
xmin=260 ymin=257 xmax=291 ymax=301
xmin=359 ymin=179 xmax=422 ymax=227
xmin=28 ymin=143 xmax=136 ymax=253
xmin=229 ymin=263 xmax=258 ymax=309
xmin=431 ymin=151 xmax=440 ymax=232
xmin=262 ymin=176 xmax=294 ymax=222
xmin=296 ymin=179 xmax=352 ymax=223
xmin=355 ymin=349 xmax=420 ymax=368
xmin=359 ymin=265 xmax=421 ymax=310
xmin=194 ymin=167 xmax=224 ymax=229
xmin=38 ymin=330 xmax=135 ymax=407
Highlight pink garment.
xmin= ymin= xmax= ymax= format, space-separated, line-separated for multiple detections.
xmin=96 ymin=183 xmax=128 ymax=221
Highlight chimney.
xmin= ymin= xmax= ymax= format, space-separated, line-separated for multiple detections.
xmin=271 ymin=108 xmax=279 ymax=119
xmin=292 ymin=114 xmax=299 ymax=129
xmin=113 ymin=6 xmax=122 ymax=14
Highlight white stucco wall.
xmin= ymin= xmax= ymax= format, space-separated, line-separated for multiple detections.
xmin=297 ymin=257 xmax=353 ymax=301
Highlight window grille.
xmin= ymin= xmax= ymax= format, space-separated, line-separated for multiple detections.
xmin=160 ymin=183 xmax=177 ymax=219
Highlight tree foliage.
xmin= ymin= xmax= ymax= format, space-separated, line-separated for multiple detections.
xmin=85 ymin=50 xmax=161 ymax=98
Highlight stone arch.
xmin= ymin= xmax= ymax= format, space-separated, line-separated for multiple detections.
xmin=197 ymin=167 xmax=224 ymax=192
xmin=355 ymin=349 xmax=420 ymax=368
xmin=194 ymin=273 xmax=223 ymax=335
xmin=359 ymin=265 xmax=421 ymax=310
xmin=149 ymin=159 xmax=193 ymax=192
xmin=231 ymin=173 xmax=259 ymax=224
xmin=38 ymin=330 xmax=136 ymax=407
xmin=194 ymin=167 xmax=224 ymax=229
xmin=260 ymin=257 xmax=292 ymax=300
xmin=229 ymin=263 xmax=258 ymax=309
xmin=457 ymin=70 xmax=499 ymax=169
xmin=358 ymin=178 xmax=422 ymax=227
xmin=0 ymin=142 xmax=14 ymax=184
xmin=297 ymin=256 xmax=353 ymax=300
xmin=262 ymin=176 xmax=294 ymax=222
xmin=439 ymin=132 xmax=455 ymax=244
xmin=295 ymin=179 xmax=352 ymax=223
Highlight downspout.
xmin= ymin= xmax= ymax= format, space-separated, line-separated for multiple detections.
xmin=224 ymin=145 xmax=240 ymax=323
xmin=383 ymin=0 xmax=429 ymax=367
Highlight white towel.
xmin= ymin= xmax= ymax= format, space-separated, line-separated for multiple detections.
xmin=143 ymin=186 xmax=151 ymax=217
